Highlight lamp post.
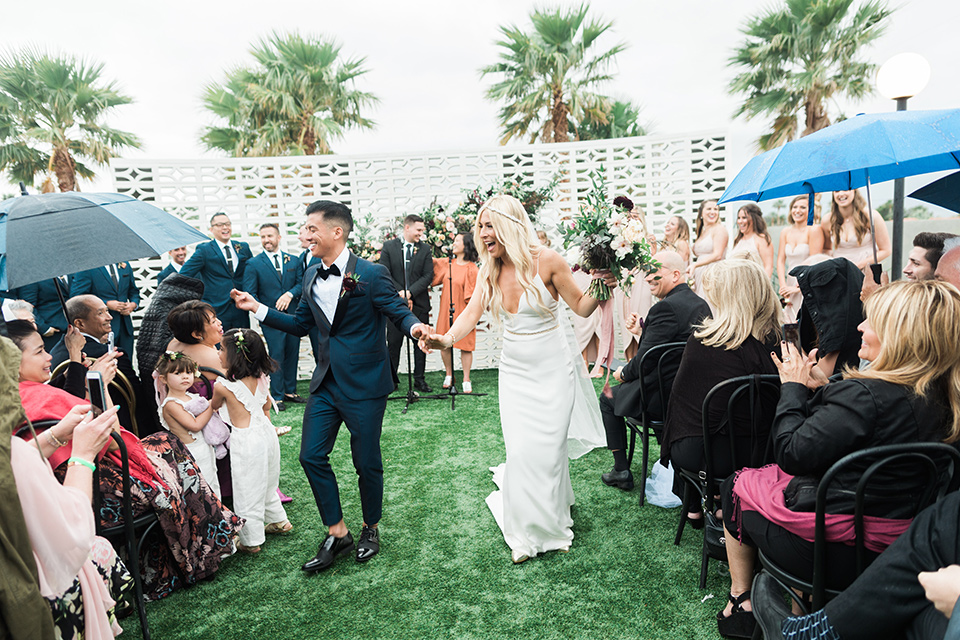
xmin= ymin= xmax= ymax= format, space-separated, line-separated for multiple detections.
xmin=876 ymin=53 xmax=931 ymax=280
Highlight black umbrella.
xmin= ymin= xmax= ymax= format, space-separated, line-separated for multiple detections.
xmin=908 ymin=171 xmax=960 ymax=214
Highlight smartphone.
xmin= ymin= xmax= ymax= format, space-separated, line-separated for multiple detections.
xmin=86 ymin=371 xmax=107 ymax=417
xmin=107 ymin=331 xmax=115 ymax=353
xmin=783 ymin=323 xmax=800 ymax=350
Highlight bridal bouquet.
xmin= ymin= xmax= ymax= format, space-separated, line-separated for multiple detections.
xmin=560 ymin=171 xmax=660 ymax=300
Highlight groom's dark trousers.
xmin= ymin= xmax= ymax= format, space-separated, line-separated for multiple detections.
xmin=258 ymin=251 xmax=420 ymax=526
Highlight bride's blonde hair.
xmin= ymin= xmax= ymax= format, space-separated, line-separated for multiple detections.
xmin=474 ymin=194 xmax=551 ymax=324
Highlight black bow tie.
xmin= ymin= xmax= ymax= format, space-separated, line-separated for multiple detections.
xmin=317 ymin=263 xmax=341 ymax=280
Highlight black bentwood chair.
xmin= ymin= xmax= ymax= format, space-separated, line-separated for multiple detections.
xmin=755 ymin=442 xmax=960 ymax=618
xmin=626 ymin=341 xmax=686 ymax=506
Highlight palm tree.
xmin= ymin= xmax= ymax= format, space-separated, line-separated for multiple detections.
xmin=728 ymin=0 xmax=892 ymax=151
xmin=201 ymin=32 xmax=378 ymax=156
xmin=576 ymin=98 xmax=648 ymax=141
xmin=0 ymin=49 xmax=141 ymax=191
xmin=480 ymin=4 xmax=626 ymax=144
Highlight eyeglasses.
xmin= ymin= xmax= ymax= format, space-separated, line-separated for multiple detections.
xmin=211 ymin=222 xmax=232 ymax=228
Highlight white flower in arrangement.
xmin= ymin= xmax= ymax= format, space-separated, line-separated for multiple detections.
xmin=564 ymin=246 xmax=581 ymax=265
xmin=620 ymin=219 xmax=647 ymax=244
xmin=608 ymin=211 xmax=627 ymax=235
xmin=610 ymin=236 xmax=631 ymax=258
xmin=372 ymin=240 xmax=383 ymax=250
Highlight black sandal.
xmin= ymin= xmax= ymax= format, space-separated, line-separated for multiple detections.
xmin=717 ymin=591 xmax=756 ymax=639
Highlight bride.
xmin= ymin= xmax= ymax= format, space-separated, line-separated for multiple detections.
xmin=421 ymin=194 xmax=614 ymax=563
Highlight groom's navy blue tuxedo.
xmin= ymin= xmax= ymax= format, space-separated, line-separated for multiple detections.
xmin=258 ymin=250 xmax=420 ymax=526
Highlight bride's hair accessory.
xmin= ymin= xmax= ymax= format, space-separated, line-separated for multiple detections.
xmin=484 ymin=205 xmax=523 ymax=226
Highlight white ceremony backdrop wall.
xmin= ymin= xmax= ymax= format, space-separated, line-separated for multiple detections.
xmin=111 ymin=131 xmax=728 ymax=378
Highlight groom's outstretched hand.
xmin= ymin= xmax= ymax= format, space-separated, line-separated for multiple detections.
xmin=231 ymin=289 xmax=259 ymax=312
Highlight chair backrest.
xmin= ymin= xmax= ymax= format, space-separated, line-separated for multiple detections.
xmin=637 ymin=341 xmax=687 ymax=424
xmin=701 ymin=374 xmax=782 ymax=509
xmin=13 ymin=418 xmax=61 ymax=440
xmin=195 ymin=366 xmax=225 ymax=400
xmin=810 ymin=442 xmax=960 ymax=609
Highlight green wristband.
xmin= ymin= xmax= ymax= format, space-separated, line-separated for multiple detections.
xmin=67 ymin=457 xmax=96 ymax=472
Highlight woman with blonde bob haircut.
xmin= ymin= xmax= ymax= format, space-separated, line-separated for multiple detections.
xmin=421 ymin=194 xmax=614 ymax=564
xmin=660 ymin=259 xmax=783 ymax=530
xmin=716 ymin=279 xmax=960 ymax=638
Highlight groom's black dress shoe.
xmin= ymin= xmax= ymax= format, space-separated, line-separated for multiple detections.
xmin=356 ymin=526 xmax=380 ymax=563
xmin=601 ymin=468 xmax=634 ymax=490
xmin=301 ymin=532 xmax=354 ymax=573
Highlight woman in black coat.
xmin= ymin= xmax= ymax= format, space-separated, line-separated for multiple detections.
xmin=716 ymin=280 xmax=960 ymax=638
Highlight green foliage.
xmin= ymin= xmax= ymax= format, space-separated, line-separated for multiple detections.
xmin=576 ymin=98 xmax=648 ymax=141
xmin=0 ymin=48 xmax=141 ymax=189
xmin=450 ymin=176 xmax=559 ymax=228
xmin=201 ymin=31 xmax=378 ymax=157
xmin=728 ymin=0 xmax=893 ymax=151
xmin=876 ymin=199 xmax=932 ymax=221
xmin=480 ymin=3 xmax=627 ymax=144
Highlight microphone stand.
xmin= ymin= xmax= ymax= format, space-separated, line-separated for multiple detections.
xmin=438 ymin=245 xmax=485 ymax=410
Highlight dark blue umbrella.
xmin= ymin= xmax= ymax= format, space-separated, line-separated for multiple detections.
xmin=908 ymin=171 xmax=960 ymax=214
xmin=719 ymin=108 xmax=960 ymax=205
xmin=0 ymin=192 xmax=208 ymax=290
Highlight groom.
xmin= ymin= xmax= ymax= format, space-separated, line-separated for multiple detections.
xmin=232 ymin=200 xmax=430 ymax=573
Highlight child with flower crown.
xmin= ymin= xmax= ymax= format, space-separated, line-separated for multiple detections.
xmin=212 ymin=328 xmax=291 ymax=553
xmin=155 ymin=351 xmax=222 ymax=496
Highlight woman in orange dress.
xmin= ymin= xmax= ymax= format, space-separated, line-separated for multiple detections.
xmin=432 ymin=233 xmax=480 ymax=392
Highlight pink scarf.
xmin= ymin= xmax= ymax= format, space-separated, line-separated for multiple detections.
xmin=732 ymin=464 xmax=911 ymax=554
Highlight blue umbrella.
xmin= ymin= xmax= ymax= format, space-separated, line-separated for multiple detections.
xmin=908 ymin=171 xmax=960 ymax=214
xmin=0 ymin=192 xmax=208 ymax=290
xmin=720 ymin=108 xmax=960 ymax=205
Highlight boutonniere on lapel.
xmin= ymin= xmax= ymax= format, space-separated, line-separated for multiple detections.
xmin=340 ymin=272 xmax=362 ymax=299
xmin=117 ymin=262 xmax=127 ymax=269
xmin=233 ymin=242 xmax=242 ymax=253
xmin=283 ymin=254 xmax=290 ymax=264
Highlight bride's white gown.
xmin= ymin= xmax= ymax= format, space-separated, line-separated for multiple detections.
xmin=485 ymin=273 xmax=605 ymax=561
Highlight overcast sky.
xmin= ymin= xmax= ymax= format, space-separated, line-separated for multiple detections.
xmin=2 ymin=0 xmax=957 ymax=210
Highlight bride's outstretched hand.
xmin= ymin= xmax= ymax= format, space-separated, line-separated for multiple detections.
xmin=419 ymin=333 xmax=451 ymax=354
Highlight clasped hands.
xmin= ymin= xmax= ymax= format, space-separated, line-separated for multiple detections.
xmin=107 ymin=300 xmax=136 ymax=315
xmin=770 ymin=341 xmax=828 ymax=389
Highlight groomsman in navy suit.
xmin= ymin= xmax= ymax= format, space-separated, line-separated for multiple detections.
xmin=231 ymin=200 xmax=430 ymax=573
xmin=180 ymin=212 xmax=253 ymax=330
xmin=156 ymin=246 xmax=187 ymax=284
xmin=243 ymin=222 xmax=305 ymax=411
xmin=71 ymin=263 xmax=140 ymax=357
xmin=298 ymin=224 xmax=322 ymax=360
xmin=19 ymin=275 xmax=71 ymax=351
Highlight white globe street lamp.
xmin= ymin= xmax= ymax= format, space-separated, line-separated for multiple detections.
xmin=876 ymin=53 xmax=930 ymax=280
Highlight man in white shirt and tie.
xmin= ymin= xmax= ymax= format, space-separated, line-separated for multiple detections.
xmin=379 ymin=214 xmax=434 ymax=392
xmin=181 ymin=212 xmax=253 ymax=330
xmin=231 ymin=200 xmax=430 ymax=574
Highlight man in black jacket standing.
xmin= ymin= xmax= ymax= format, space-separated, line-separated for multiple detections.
xmin=600 ymin=251 xmax=711 ymax=489
xmin=379 ymin=214 xmax=434 ymax=392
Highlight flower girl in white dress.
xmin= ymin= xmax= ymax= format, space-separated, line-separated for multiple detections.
xmin=213 ymin=329 xmax=291 ymax=553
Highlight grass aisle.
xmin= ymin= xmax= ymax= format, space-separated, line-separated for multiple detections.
xmin=130 ymin=370 xmax=728 ymax=639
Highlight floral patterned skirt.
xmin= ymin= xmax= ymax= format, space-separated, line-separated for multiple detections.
xmin=48 ymin=537 xmax=132 ymax=639
xmin=56 ymin=432 xmax=244 ymax=601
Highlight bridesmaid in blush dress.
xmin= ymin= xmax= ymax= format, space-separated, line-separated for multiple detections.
xmin=777 ymin=195 xmax=826 ymax=322
xmin=730 ymin=204 xmax=775 ymax=278
xmin=687 ymin=199 xmax=729 ymax=298
xmin=821 ymin=189 xmax=891 ymax=270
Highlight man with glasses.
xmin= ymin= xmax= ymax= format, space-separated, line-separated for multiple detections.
xmin=181 ymin=213 xmax=254 ymax=330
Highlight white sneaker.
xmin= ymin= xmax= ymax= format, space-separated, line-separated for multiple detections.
xmin=442 ymin=375 xmax=453 ymax=389
xmin=462 ymin=381 xmax=472 ymax=394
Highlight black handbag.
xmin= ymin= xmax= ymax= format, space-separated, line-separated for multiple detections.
xmin=704 ymin=509 xmax=728 ymax=561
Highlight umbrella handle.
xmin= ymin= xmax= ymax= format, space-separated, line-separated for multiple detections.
xmin=869 ymin=263 xmax=883 ymax=285
xmin=864 ymin=172 xmax=880 ymax=265
xmin=803 ymin=182 xmax=816 ymax=226
xmin=53 ymin=278 xmax=69 ymax=325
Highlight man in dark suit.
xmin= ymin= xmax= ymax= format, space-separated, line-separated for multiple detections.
xmin=243 ymin=222 xmax=305 ymax=411
xmin=19 ymin=276 xmax=70 ymax=351
xmin=379 ymin=214 xmax=434 ymax=392
xmin=156 ymin=246 xmax=187 ymax=284
xmin=180 ymin=212 xmax=253 ymax=330
xmin=49 ymin=295 xmax=140 ymax=428
xmin=71 ymin=262 xmax=140 ymax=358
xmin=599 ymin=251 xmax=711 ymax=490
xmin=232 ymin=200 xmax=429 ymax=573
xmin=298 ymin=224 xmax=322 ymax=361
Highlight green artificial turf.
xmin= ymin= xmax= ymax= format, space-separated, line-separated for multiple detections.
xmin=124 ymin=370 xmax=730 ymax=639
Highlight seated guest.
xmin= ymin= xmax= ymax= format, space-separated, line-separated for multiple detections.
xmin=903 ymin=231 xmax=956 ymax=281
xmin=7 ymin=335 xmax=133 ymax=638
xmin=71 ymin=262 xmax=140 ymax=359
xmin=660 ymin=259 xmax=781 ymax=525
xmin=935 ymin=238 xmax=960 ymax=286
xmin=754 ymin=491 xmax=960 ymax=640
xmin=2 ymin=298 xmax=36 ymax=323
xmin=717 ymin=280 xmax=960 ymax=638
xmin=790 ymin=258 xmax=863 ymax=377
xmin=8 ymin=320 xmax=243 ymax=601
xmin=599 ymin=251 xmax=710 ymax=490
